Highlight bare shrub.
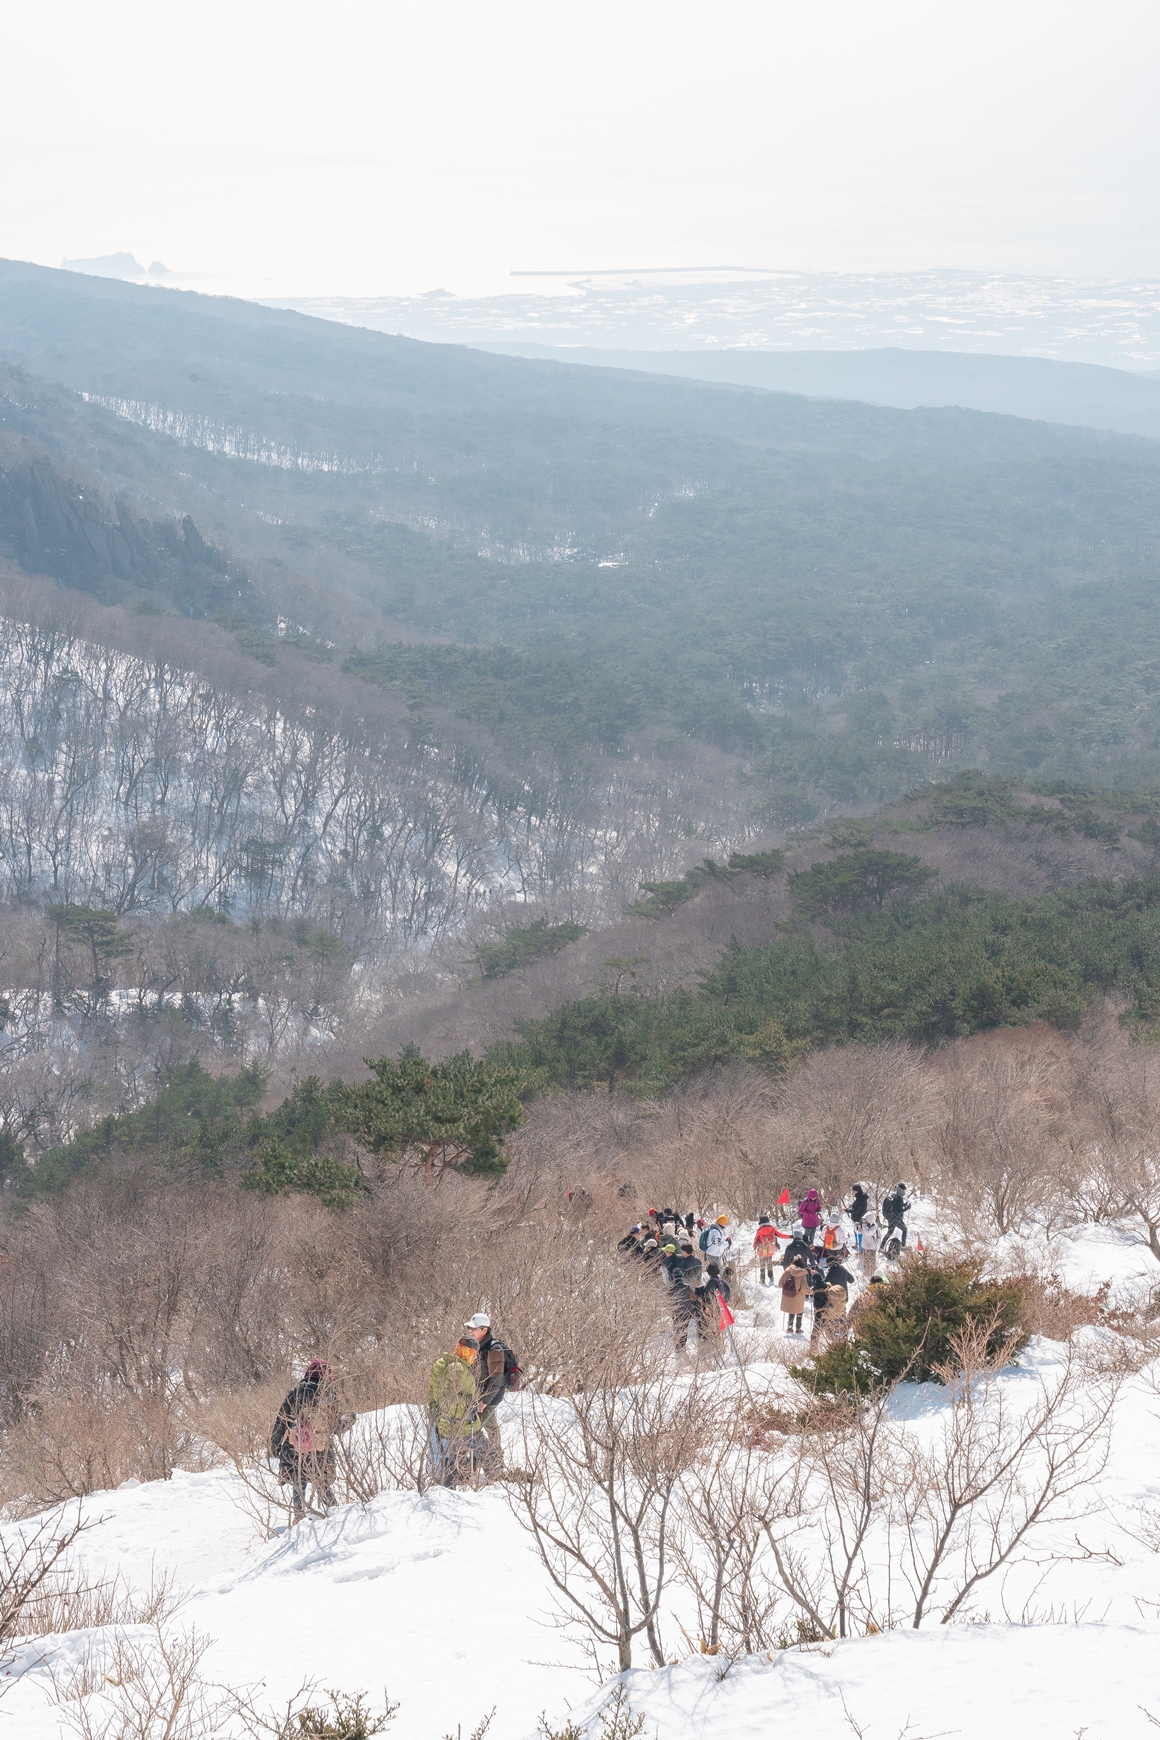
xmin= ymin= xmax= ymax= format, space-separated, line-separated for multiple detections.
xmin=678 ymin=1329 xmax=1122 ymax=1643
xmin=766 ymin=1044 xmax=934 ymax=1210
xmin=507 ymin=1322 xmax=708 ymax=1672
xmin=334 ymin=1405 xmax=436 ymax=1501
xmin=182 ymin=1380 xmax=295 ymax=1538
xmin=0 ymin=1390 xmax=196 ymax=1516
xmin=757 ymin=1388 xmax=900 ymax=1640
xmin=1 ymin=1505 xmax=91 ymax=1646
xmin=928 ymin=1028 xmax=1074 ymax=1241
xmin=1068 ymin=1025 xmax=1160 ymax=1260
xmin=671 ymin=1408 xmax=794 ymax=1655
xmin=897 ymin=1327 xmax=1119 ymax=1626
xmin=14 ymin=1564 xmax=181 ymax=1641
xmin=226 ymin=1681 xmax=399 ymax=1738
xmin=48 ymin=1620 xmax=223 ymax=1740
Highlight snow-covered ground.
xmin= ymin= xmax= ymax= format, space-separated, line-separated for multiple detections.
xmin=4 ymin=1217 xmax=1160 ymax=1740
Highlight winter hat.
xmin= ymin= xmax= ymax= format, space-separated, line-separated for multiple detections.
xmin=706 ymin=1261 xmax=720 ymax=1276
xmin=715 ymin=1214 xmax=729 ymax=1227
xmin=456 ymin=1338 xmax=478 ymax=1361
xmin=759 ymin=1211 xmax=770 ymax=1223
xmin=464 ymin=1312 xmax=491 ymax=1330
xmin=631 ymin=1224 xmax=642 ymax=1233
xmin=304 ymin=1358 xmax=330 ymax=1381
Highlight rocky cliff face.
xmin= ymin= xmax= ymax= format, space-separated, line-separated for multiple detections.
xmin=0 ymin=429 xmax=233 ymax=612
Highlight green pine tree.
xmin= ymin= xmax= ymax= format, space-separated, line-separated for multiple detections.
xmin=337 ymin=1049 xmax=525 ymax=1180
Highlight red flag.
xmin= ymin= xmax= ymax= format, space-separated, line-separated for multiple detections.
xmin=916 ymin=1238 xmax=924 ymax=1254
xmin=777 ymin=1188 xmax=790 ymax=1206
xmin=718 ymin=1291 xmax=735 ymax=1331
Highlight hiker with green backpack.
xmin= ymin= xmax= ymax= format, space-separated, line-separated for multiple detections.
xmin=428 ymin=1312 xmax=522 ymax=1486
xmin=428 ymin=1338 xmax=481 ymax=1488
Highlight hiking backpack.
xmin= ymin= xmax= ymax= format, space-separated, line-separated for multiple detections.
xmin=487 ymin=1340 xmax=521 ymax=1393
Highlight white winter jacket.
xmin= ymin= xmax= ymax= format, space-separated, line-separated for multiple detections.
xmin=703 ymin=1225 xmax=729 ymax=1262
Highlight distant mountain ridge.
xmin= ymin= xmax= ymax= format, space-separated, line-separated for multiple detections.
xmin=474 ymin=344 xmax=1160 ymax=443
xmin=6 ymin=256 xmax=1160 ymax=824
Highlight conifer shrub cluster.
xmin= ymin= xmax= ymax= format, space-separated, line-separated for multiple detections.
xmin=793 ymin=1255 xmax=1030 ymax=1395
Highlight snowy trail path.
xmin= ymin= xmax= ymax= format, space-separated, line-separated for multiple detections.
xmin=4 ymin=1311 xmax=1160 ymax=1737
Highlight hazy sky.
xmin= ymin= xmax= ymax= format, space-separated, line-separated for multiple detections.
xmin=4 ymin=0 xmax=1158 ymax=297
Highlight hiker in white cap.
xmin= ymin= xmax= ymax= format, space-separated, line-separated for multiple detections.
xmin=461 ymin=1311 xmax=521 ymax=1471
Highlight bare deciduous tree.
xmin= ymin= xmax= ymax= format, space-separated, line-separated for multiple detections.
xmin=508 ymin=1357 xmax=707 ymax=1672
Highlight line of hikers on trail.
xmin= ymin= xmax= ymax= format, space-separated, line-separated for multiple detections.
xmin=268 ymin=1184 xmax=914 ymax=1522
xmin=616 ymin=1182 xmax=913 ymax=1352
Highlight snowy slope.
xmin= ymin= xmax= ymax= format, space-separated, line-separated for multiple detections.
xmin=4 ymin=1334 xmax=1160 ymax=1740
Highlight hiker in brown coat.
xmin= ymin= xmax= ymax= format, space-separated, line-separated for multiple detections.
xmin=809 ymin=1274 xmax=849 ymax=1350
xmin=779 ymin=1255 xmax=808 ymax=1336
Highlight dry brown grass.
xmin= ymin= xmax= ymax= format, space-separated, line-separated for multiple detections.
xmin=6 ymin=1012 xmax=1160 ymax=1517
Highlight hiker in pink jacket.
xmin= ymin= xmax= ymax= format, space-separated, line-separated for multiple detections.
xmin=799 ymin=1188 xmax=822 ymax=1246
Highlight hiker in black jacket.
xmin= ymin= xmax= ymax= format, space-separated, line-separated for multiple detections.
xmin=672 ymin=1242 xmax=703 ymax=1288
xmin=462 ymin=1312 xmax=520 ymax=1468
xmin=694 ymin=1261 xmax=731 ymax=1354
xmin=824 ymin=1254 xmax=856 ymax=1299
xmin=881 ymin=1183 xmax=912 ymax=1248
xmin=658 ymin=1241 xmax=681 ymax=1288
xmin=847 ymin=1182 xmax=870 ymax=1224
xmin=780 ymin=1234 xmax=813 ymax=1270
xmin=270 ymin=1358 xmax=351 ymax=1524
xmin=669 ymin=1242 xmax=703 ymax=1352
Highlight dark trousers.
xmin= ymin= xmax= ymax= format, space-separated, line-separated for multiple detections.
xmin=283 ymin=1450 xmax=336 ymax=1520
xmin=885 ymin=1218 xmax=907 ymax=1247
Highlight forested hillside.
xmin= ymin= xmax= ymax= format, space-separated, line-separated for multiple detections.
xmin=3 ymin=263 xmax=1160 ymax=1179
xmin=4 ymin=260 xmax=1160 ymax=806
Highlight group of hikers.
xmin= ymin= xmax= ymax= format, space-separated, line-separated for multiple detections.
xmin=425 ymin=1311 xmax=521 ymax=1489
xmin=268 ymin=1182 xmax=914 ymax=1521
xmin=269 ymin=1315 xmax=523 ymax=1518
xmin=616 ymin=1181 xmax=913 ymax=1351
